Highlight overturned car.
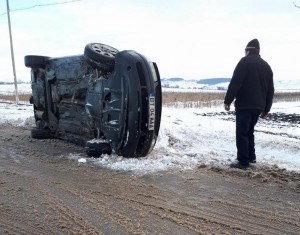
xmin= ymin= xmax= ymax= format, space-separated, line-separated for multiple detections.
xmin=25 ymin=43 xmax=162 ymax=158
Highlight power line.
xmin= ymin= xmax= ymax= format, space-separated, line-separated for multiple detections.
xmin=0 ymin=0 xmax=81 ymax=16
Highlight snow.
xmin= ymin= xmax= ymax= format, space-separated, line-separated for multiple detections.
xmin=0 ymin=102 xmax=34 ymax=126
xmin=1 ymin=99 xmax=299 ymax=174
xmin=0 ymin=83 xmax=32 ymax=94
xmin=78 ymin=158 xmax=87 ymax=163
xmin=161 ymin=79 xmax=300 ymax=92
xmin=1 ymin=78 xmax=300 ymax=95
xmin=272 ymin=102 xmax=300 ymax=114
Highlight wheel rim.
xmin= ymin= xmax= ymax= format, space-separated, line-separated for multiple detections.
xmin=91 ymin=44 xmax=118 ymax=58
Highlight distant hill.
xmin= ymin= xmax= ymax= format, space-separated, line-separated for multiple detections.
xmin=161 ymin=77 xmax=300 ymax=91
xmin=196 ymin=78 xmax=231 ymax=85
xmin=162 ymin=78 xmax=230 ymax=85
xmin=161 ymin=78 xmax=184 ymax=82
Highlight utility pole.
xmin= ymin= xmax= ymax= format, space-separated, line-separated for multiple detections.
xmin=6 ymin=0 xmax=19 ymax=104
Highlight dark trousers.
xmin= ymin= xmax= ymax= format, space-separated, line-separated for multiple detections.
xmin=236 ymin=109 xmax=261 ymax=166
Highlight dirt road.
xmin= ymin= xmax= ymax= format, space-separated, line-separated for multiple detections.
xmin=0 ymin=124 xmax=299 ymax=235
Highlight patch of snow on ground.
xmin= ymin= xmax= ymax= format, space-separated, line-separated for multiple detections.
xmin=0 ymin=102 xmax=34 ymax=126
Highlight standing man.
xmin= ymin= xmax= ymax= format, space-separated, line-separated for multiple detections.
xmin=224 ymin=39 xmax=274 ymax=169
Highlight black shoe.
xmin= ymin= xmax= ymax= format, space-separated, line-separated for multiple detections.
xmin=249 ymin=159 xmax=256 ymax=163
xmin=230 ymin=162 xmax=249 ymax=170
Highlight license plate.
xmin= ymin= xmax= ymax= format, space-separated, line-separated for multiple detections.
xmin=148 ymin=94 xmax=155 ymax=130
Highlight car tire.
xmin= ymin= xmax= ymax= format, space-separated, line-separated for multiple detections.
xmin=84 ymin=43 xmax=118 ymax=72
xmin=85 ymin=140 xmax=112 ymax=157
xmin=24 ymin=55 xmax=49 ymax=68
xmin=31 ymin=127 xmax=51 ymax=139
xmin=133 ymin=132 xmax=156 ymax=158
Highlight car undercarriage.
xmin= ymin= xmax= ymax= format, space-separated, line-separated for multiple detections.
xmin=25 ymin=43 xmax=162 ymax=158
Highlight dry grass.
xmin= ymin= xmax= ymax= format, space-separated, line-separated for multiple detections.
xmin=162 ymin=91 xmax=225 ymax=108
xmin=273 ymin=92 xmax=300 ymax=102
xmin=0 ymin=93 xmax=31 ymax=102
xmin=1 ymin=91 xmax=300 ymax=108
xmin=162 ymin=91 xmax=300 ymax=108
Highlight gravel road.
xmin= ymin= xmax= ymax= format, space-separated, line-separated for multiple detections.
xmin=0 ymin=124 xmax=299 ymax=235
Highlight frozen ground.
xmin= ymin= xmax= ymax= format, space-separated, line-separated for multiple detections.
xmin=1 ymin=100 xmax=299 ymax=174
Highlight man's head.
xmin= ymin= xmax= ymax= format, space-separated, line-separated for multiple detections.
xmin=245 ymin=39 xmax=260 ymax=55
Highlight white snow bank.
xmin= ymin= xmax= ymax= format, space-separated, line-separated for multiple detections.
xmin=0 ymin=102 xmax=34 ymax=126
xmin=70 ymin=103 xmax=300 ymax=174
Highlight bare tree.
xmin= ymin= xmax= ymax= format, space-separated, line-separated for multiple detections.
xmin=294 ymin=1 xmax=300 ymax=9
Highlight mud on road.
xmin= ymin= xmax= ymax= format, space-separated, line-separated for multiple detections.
xmin=0 ymin=124 xmax=299 ymax=235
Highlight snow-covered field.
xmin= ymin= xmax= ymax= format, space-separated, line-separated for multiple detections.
xmin=1 ymin=100 xmax=299 ymax=174
xmin=0 ymin=83 xmax=31 ymax=94
xmin=161 ymin=79 xmax=300 ymax=92
xmin=1 ymin=79 xmax=300 ymax=94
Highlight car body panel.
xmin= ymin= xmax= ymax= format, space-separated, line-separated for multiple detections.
xmin=25 ymin=48 xmax=162 ymax=158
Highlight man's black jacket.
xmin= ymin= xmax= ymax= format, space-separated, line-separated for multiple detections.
xmin=224 ymin=54 xmax=274 ymax=112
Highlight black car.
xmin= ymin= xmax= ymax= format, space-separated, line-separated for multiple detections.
xmin=25 ymin=43 xmax=162 ymax=158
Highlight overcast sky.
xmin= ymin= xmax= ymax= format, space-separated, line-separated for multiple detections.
xmin=0 ymin=0 xmax=299 ymax=83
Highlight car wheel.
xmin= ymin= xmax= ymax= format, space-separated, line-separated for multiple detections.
xmin=31 ymin=127 xmax=51 ymax=139
xmin=84 ymin=43 xmax=118 ymax=72
xmin=85 ymin=140 xmax=112 ymax=157
xmin=24 ymin=55 xmax=49 ymax=68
